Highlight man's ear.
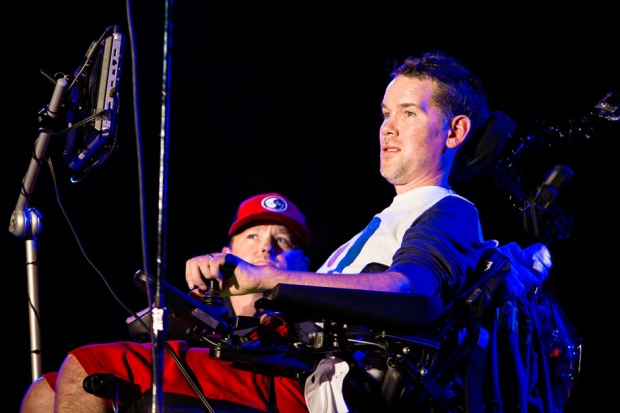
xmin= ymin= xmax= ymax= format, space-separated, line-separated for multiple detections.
xmin=446 ymin=115 xmax=471 ymax=149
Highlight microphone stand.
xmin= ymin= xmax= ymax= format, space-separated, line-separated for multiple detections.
xmin=8 ymin=77 xmax=69 ymax=381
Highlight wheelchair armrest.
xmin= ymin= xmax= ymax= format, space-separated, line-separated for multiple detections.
xmin=255 ymin=284 xmax=443 ymax=334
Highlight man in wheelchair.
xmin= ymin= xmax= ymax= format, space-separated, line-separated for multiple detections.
xmin=20 ymin=50 xmax=579 ymax=413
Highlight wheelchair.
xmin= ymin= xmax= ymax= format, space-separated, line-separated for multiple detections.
xmin=120 ymin=245 xmax=579 ymax=413
xmin=121 ymin=102 xmax=604 ymax=411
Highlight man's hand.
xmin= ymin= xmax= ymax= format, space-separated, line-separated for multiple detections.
xmin=185 ymin=253 xmax=266 ymax=296
xmin=497 ymin=242 xmax=552 ymax=297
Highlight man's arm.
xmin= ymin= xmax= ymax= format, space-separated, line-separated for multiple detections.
xmin=185 ymin=253 xmax=412 ymax=296
xmin=390 ymin=196 xmax=488 ymax=296
xmin=186 ymin=196 xmax=486 ymax=298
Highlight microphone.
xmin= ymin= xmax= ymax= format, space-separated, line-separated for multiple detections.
xmin=532 ymin=164 xmax=573 ymax=210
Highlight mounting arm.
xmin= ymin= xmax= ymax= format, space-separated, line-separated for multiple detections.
xmin=8 ymin=77 xmax=68 ymax=381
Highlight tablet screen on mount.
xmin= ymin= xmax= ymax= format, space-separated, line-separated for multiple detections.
xmin=63 ymin=29 xmax=125 ymax=180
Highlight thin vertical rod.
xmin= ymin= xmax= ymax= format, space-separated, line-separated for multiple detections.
xmin=150 ymin=0 xmax=173 ymax=412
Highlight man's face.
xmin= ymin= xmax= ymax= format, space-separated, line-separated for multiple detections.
xmin=379 ymin=75 xmax=449 ymax=190
xmin=225 ymin=222 xmax=308 ymax=271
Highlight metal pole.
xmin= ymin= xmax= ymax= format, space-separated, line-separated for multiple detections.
xmin=8 ymin=77 xmax=69 ymax=380
xmin=150 ymin=0 xmax=173 ymax=411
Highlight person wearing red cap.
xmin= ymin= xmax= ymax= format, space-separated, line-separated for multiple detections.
xmin=19 ymin=192 xmax=312 ymax=413
xmin=219 ymin=192 xmax=311 ymax=317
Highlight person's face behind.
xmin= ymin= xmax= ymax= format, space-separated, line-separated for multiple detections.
xmin=379 ymin=75 xmax=449 ymax=189
xmin=224 ymin=222 xmax=309 ymax=271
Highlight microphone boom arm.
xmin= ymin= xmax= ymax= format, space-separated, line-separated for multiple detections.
xmin=489 ymin=91 xmax=619 ymax=245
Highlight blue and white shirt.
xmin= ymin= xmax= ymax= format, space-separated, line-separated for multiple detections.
xmin=317 ymin=186 xmax=486 ymax=296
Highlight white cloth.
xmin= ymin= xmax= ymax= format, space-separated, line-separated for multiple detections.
xmin=304 ymin=356 xmax=350 ymax=413
xmin=317 ymin=186 xmax=462 ymax=274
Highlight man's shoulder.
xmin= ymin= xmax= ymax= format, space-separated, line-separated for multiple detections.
xmin=417 ymin=193 xmax=479 ymax=222
xmin=437 ymin=193 xmax=476 ymax=209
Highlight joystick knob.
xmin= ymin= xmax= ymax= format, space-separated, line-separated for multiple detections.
xmin=201 ymin=278 xmax=224 ymax=306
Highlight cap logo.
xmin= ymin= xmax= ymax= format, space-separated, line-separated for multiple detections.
xmin=261 ymin=196 xmax=288 ymax=212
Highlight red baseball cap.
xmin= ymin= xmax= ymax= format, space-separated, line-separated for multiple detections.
xmin=229 ymin=193 xmax=311 ymax=248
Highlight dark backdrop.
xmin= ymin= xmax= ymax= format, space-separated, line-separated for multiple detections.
xmin=3 ymin=1 xmax=617 ymax=411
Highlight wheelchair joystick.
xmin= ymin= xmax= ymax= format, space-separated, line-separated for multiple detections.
xmin=201 ymin=278 xmax=224 ymax=306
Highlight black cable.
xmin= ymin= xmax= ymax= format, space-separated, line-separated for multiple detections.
xmin=48 ymin=152 xmax=217 ymax=412
xmin=125 ymin=0 xmax=217 ymax=411
xmin=66 ymin=26 xmax=117 ymax=93
xmin=48 ymin=157 xmax=140 ymax=321
xmin=51 ymin=109 xmax=111 ymax=137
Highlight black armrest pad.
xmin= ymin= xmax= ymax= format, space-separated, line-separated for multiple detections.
xmin=255 ymin=284 xmax=443 ymax=333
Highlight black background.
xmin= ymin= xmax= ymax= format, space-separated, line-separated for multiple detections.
xmin=2 ymin=1 xmax=618 ymax=411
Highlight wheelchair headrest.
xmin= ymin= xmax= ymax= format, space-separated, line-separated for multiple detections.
xmin=449 ymin=110 xmax=518 ymax=185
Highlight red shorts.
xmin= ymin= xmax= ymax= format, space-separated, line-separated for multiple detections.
xmin=44 ymin=340 xmax=308 ymax=412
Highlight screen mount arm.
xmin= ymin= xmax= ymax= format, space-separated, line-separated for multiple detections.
xmin=8 ymin=77 xmax=69 ymax=381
